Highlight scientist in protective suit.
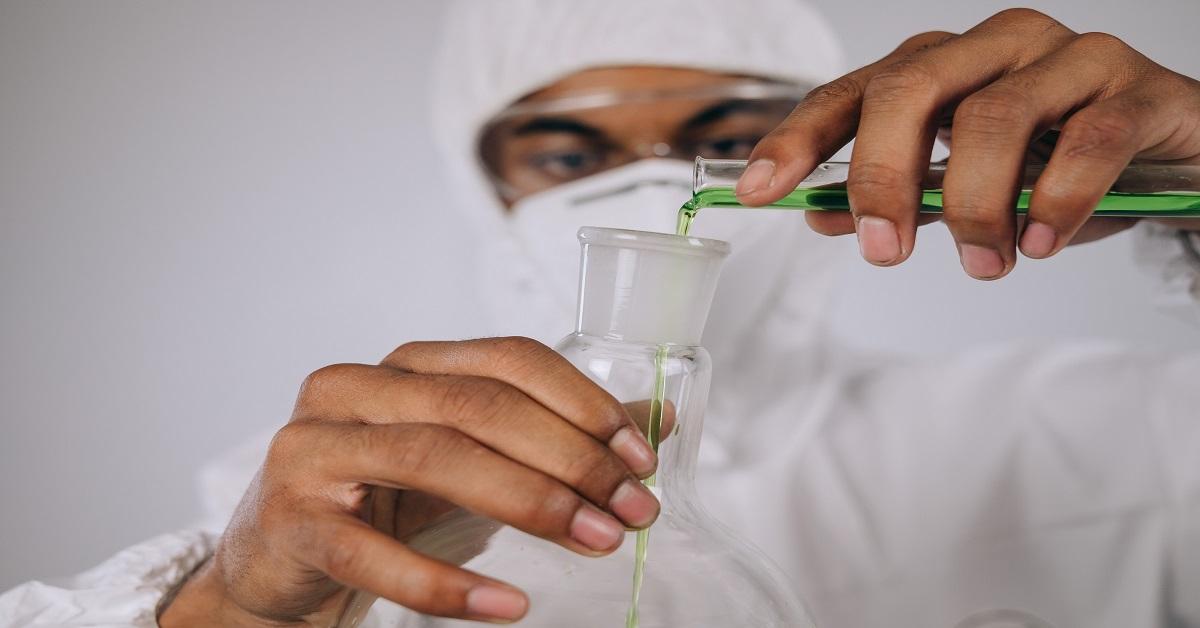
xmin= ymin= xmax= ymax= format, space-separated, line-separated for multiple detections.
xmin=5 ymin=0 xmax=1200 ymax=627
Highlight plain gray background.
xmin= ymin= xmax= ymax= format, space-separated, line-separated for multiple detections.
xmin=2 ymin=0 xmax=1199 ymax=591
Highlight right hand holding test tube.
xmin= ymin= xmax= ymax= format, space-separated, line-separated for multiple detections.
xmin=736 ymin=8 xmax=1200 ymax=280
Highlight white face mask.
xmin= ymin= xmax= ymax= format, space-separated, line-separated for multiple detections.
xmin=508 ymin=159 xmax=801 ymax=359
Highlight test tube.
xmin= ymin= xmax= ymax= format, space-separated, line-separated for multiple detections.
xmin=692 ymin=157 xmax=1200 ymax=217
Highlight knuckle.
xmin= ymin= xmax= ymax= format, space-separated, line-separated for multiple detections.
xmin=897 ymin=30 xmax=955 ymax=53
xmin=384 ymin=424 xmax=459 ymax=475
xmin=804 ymin=78 xmax=863 ymax=108
xmin=943 ymin=201 xmax=1011 ymax=234
xmin=989 ymin=7 xmax=1056 ymax=29
xmin=864 ymin=62 xmax=938 ymax=104
xmin=491 ymin=336 xmax=547 ymax=362
xmin=588 ymin=395 xmax=631 ymax=439
xmin=436 ymin=375 xmax=519 ymax=423
xmin=1059 ymin=109 xmax=1140 ymax=158
xmin=486 ymin=335 xmax=557 ymax=377
xmin=1074 ymin=31 xmax=1130 ymax=54
xmin=563 ymin=447 xmax=626 ymax=496
xmin=298 ymin=363 xmax=358 ymax=402
xmin=385 ymin=340 xmax=425 ymax=363
xmin=267 ymin=421 xmax=311 ymax=463
xmin=527 ymin=483 xmax=579 ymax=533
xmin=953 ymin=89 xmax=1035 ymax=133
xmin=849 ymin=161 xmax=911 ymax=192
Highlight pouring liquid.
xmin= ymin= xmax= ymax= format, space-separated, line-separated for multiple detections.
xmin=625 ymin=345 xmax=669 ymax=628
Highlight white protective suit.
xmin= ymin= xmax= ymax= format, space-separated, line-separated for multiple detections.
xmin=4 ymin=1 xmax=1200 ymax=627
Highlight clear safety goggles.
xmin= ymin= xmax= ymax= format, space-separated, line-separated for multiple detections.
xmin=477 ymin=80 xmax=810 ymax=203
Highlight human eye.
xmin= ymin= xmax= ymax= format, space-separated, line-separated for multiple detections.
xmin=527 ymin=147 xmax=609 ymax=181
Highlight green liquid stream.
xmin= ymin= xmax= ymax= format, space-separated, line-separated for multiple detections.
xmin=625 ymin=345 xmax=669 ymax=628
xmin=677 ymin=187 xmax=1200 ymax=236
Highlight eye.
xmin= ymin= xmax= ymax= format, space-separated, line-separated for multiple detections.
xmin=528 ymin=148 xmax=608 ymax=181
xmin=694 ymin=135 xmax=761 ymax=160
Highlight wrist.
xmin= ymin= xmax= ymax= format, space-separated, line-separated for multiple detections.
xmin=158 ymin=557 xmax=280 ymax=628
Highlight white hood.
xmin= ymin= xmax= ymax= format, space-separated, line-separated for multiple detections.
xmin=428 ymin=1 xmax=853 ymax=460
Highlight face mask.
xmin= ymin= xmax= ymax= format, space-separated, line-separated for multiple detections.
xmin=509 ymin=159 xmax=692 ymax=308
xmin=508 ymin=158 xmax=801 ymax=360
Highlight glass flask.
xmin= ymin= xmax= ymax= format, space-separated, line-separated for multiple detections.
xmin=680 ymin=157 xmax=1200 ymax=234
xmin=337 ymin=226 xmax=814 ymax=628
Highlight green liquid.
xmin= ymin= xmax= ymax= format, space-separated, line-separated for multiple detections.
xmin=677 ymin=187 xmax=1200 ymax=236
xmin=625 ymin=345 xmax=669 ymax=628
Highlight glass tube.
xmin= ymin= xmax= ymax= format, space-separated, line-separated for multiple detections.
xmin=691 ymin=158 xmax=1200 ymax=217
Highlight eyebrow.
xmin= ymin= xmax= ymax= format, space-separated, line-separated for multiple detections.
xmin=681 ymin=99 xmax=786 ymax=130
xmin=512 ymin=116 xmax=606 ymax=139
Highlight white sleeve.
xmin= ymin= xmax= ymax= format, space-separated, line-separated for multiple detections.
xmin=748 ymin=342 xmax=1200 ymax=628
xmin=1133 ymin=222 xmax=1200 ymax=326
xmin=0 ymin=529 xmax=217 ymax=628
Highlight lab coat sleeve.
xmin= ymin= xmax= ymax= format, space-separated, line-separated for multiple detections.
xmin=1133 ymin=222 xmax=1200 ymax=326
xmin=0 ymin=529 xmax=218 ymax=628
xmin=0 ymin=430 xmax=272 ymax=628
xmin=764 ymin=341 xmax=1200 ymax=628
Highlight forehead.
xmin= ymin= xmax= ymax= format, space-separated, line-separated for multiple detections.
xmin=522 ymin=66 xmax=751 ymax=100
xmin=497 ymin=66 xmax=765 ymax=135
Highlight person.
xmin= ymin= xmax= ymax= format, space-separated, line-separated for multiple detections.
xmin=4 ymin=0 xmax=1200 ymax=626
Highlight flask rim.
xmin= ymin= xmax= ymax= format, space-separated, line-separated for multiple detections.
xmin=577 ymin=226 xmax=730 ymax=259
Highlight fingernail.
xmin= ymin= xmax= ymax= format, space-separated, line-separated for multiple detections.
xmin=610 ymin=427 xmax=657 ymax=478
xmin=856 ymin=216 xmax=902 ymax=264
xmin=960 ymin=244 xmax=1005 ymax=279
xmin=466 ymin=584 xmax=528 ymax=622
xmin=735 ymin=159 xmax=775 ymax=196
xmin=570 ymin=507 xmax=624 ymax=551
xmin=610 ymin=479 xmax=660 ymax=529
xmin=1020 ymin=221 xmax=1057 ymax=258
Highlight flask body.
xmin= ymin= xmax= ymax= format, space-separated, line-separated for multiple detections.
xmin=387 ymin=334 xmax=810 ymax=627
xmin=349 ymin=228 xmax=814 ymax=627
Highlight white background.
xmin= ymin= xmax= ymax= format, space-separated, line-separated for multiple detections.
xmin=2 ymin=0 xmax=1199 ymax=590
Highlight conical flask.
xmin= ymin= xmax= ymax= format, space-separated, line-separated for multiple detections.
xmin=342 ymin=227 xmax=815 ymax=628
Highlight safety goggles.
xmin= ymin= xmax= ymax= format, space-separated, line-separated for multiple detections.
xmin=478 ymin=80 xmax=810 ymax=203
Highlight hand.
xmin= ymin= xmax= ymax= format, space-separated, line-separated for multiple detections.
xmin=739 ymin=8 xmax=1200 ymax=279
xmin=159 ymin=337 xmax=666 ymax=626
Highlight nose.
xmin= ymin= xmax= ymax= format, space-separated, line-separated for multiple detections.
xmin=633 ymin=142 xmax=673 ymax=158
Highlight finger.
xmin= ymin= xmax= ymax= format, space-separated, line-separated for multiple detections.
xmin=944 ymin=31 xmax=1136 ymax=277
xmin=735 ymin=40 xmax=915 ymax=207
xmin=296 ymin=514 xmax=528 ymax=623
xmin=805 ymin=212 xmax=941 ymax=236
xmin=392 ymin=490 xmax=458 ymax=540
xmin=291 ymin=365 xmax=659 ymax=526
xmin=743 ymin=19 xmax=1045 ymax=210
xmin=623 ymin=399 xmax=677 ymax=441
xmin=277 ymin=421 xmax=637 ymax=554
xmin=805 ymin=211 xmax=856 ymax=236
xmin=1028 ymin=48 xmax=1191 ymax=256
xmin=850 ymin=14 xmax=1075 ymax=268
xmin=381 ymin=338 xmax=655 ymax=474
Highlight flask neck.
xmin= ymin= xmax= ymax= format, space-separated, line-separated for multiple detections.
xmin=559 ymin=334 xmax=710 ymax=497
xmin=646 ymin=343 xmax=709 ymax=501
xmin=575 ymin=228 xmax=727 ymax=346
